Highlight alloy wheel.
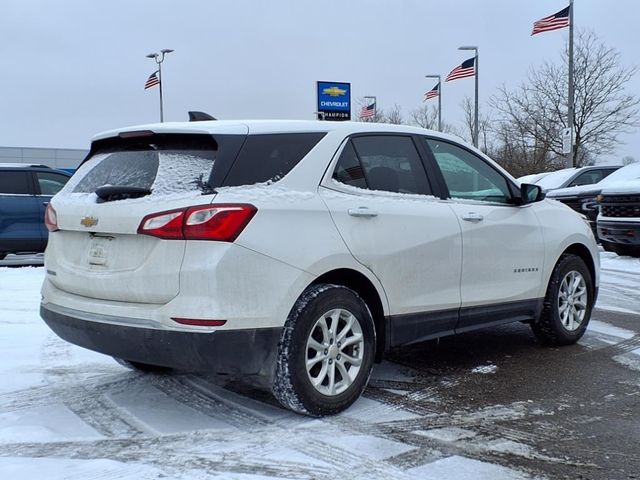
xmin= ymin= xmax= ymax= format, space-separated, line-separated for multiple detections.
xmin=557 ymin=270 xmax=588 ymax=332
xmin=305 ymin=308 xmax=364 ymax=396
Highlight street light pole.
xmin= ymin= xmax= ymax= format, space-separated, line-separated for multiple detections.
xmin=567 ymin=0 xmax=575 ymax=166
xmin=146 ymin=48 xmax=174 ymax=122
xmin=458 ymin=46 xmax=479 ymax=148
xmin=425 ymin=74 xmax=442 ymax=131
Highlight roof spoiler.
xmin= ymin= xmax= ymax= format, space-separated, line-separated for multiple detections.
xmin=188 ymin=111 xmax=217 ymax=122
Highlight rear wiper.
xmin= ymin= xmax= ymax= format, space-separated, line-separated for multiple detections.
xmin=95 ymin=185 xmax=152 ymax=203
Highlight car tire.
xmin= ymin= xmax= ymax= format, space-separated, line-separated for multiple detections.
xmin=531 ymin=254 xmax=594 ymax=346
xmin=272 ymin=283 xmax=376 ymax=416
xmin=113 ymin=357 xmax=172 ymax=373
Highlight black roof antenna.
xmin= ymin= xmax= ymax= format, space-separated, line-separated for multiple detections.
xmin=188 ymin=111 xmax=217 ymax=122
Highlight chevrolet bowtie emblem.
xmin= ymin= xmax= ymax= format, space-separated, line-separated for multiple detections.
xmin=322 ymin=86 xmax=347 ymax=97
xmin=80 ymin=216 xmax=98 ymax=227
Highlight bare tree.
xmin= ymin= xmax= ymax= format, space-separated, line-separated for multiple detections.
xmin=459 ymin=96 xmax=492 ymax=151
xmin=383 ymin=104 xmax=404 ymax=125
xmin=492 ymin=30 xmax=640 ymax=168
xmin=622 ymin=155 xmax=637 ymax=165
xmin=410 ymin=104 xmax=439 ymax=129
xmin=409 ymin=104 xmax=458 ymax=136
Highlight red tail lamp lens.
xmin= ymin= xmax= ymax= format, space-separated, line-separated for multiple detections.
xmin=45 ymin=204 xmax=59 ymax=232
xmin=137 ymin=204 xmax=257 ymax=242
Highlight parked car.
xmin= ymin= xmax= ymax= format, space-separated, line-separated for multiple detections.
xmin=0 ymin=163 xmax=71 ymax=259
xmin=546 ymin=163 xmax=640 ymax=240
xmin=516 ymin=172 xmax=551 ymax=184
xmin=534 ymin=165 xmax=621 ymax=193
xmin=597 ymin=165 xmax=640 ymax=257
xmin=40 ymin=120 xmax=599 ymax=416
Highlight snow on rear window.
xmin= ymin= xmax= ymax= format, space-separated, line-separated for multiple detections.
xmin=62 ymin=150 xmax=214 ymax=198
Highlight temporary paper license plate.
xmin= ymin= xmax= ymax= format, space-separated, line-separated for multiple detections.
xmin=88 ymin=237 xmax=112 ymax=265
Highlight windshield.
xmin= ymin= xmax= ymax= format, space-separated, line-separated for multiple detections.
xmin=535 ymin=168 xmax=577 ymax=189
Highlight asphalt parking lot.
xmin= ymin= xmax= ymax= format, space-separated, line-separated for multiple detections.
xmin=0 ymin=253 xmax=638 ymax=479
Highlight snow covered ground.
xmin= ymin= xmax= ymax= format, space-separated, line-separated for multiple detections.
xmin=0 ymin=251 xmax=638 ymax=479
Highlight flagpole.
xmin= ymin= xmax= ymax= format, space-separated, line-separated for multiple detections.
xmin=458 ymin=46 xmax=479 ymax=147
xmin=158 ymin=61 xmax=164 ymax=123
xmin=146 ymin=49 xmax=174 ymax=123
xmin=438 ymin=79 xmax=442 ymax=132
xmin=474 ymin=50 xmax=479 ymax=148
xmin=568 ymin=0 xmax=575 ymax=166
xmin=425 ymin=75 xmax=442 ymax=131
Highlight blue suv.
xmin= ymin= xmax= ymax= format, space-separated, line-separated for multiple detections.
xmin=0 ymin=164 xmax=71 ymax=259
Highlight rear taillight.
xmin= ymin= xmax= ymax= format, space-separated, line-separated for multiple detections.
xmin=45 ymin=204 xmax=59 ymax=232
xmin=137 ymin=204 xmax=257 ymax=241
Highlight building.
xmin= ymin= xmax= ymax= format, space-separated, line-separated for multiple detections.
xmin=0 ymin=146 xmax=87 ymax=173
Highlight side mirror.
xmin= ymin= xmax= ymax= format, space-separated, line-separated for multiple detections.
xmin=519 ymin=183 xmax=545 ymax=204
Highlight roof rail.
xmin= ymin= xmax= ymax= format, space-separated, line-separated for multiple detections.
xmin=188 ymin=111 xmax=217 ymax=122
xmin=0 ymin=162 xmax=51 ymax=168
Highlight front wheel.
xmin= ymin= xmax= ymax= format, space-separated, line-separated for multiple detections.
xmin=273 ymin=284 xmax=376 ymax=416
xmin=531 ymin=254 xmax=594 ymax=346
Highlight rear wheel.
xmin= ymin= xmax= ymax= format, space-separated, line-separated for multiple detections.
xmin=113 ymin=357 xmax=172 ymax=373
xmin=531 ymin=254 xmax=594 ymax=346
xmin=273 ymin=284 xmax=375 ymax=416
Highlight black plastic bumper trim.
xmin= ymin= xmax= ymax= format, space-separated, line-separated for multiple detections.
xmin=40 ymin=304 xmax=282 ymax=376
xmin=597 ymin=221 xmax=640 ymax=246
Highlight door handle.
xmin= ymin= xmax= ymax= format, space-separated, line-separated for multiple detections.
xmin=348 ymin=207 xmax=378 ymax=218
xmin=42 ymin=202 xmax=49 ymax=206
xmin=461 ymin=212 xmax=484 ymax=222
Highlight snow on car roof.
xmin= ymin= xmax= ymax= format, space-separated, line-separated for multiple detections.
xmin=92 ymin=119 xmax=445 ymax=142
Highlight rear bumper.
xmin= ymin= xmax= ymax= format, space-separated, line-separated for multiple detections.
xmin=597 ymin=220 xmax=640 ymax=245
xmin=41 ymin=303 xmax=282 ymax=377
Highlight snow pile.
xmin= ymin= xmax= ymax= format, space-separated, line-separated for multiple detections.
xmin=471 ymin=364 xmax=498 ymax=374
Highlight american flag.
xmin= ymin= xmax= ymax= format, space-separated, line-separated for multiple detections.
xmin=424 ymin=83 xmax=440 ymax=101
xmin=445 ymin=58 xmax=475 ymax=82
xmin=360 ymin=102 xmax=376 ymax=119
xmin=531 ymin=6 xmax=570 ymax=35
xmin=144 ymin=71 xmax=160 ymax=89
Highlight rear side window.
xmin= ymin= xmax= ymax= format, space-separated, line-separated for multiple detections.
xmin=0 ymin=171 xmax=32 ymax=195
xmin=332 ymin=135 xmax=432 ymax=195
xmin=222 ymin=133 xmax=325 ymax=187
xmin=35 ymin=172 xmax=70 ymax=195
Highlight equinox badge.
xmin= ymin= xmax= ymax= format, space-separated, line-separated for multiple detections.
xmin=80 ymin=216 xmax=99 ymax=228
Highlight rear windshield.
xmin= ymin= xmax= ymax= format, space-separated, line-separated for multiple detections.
xmin=221 ymin=133 xmax=326 ymax=187
xmin=70 ymin=149 xmax=214 ymax=196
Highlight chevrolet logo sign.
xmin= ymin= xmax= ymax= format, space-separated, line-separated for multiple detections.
xmin=80 ymin=216 xmax=98 ymax=228
xmin=322 ymin=86 xmax=347 ymax=97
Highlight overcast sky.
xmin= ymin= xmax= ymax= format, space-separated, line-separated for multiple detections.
xmin=1 ymin=0 xmax=638 ymax=163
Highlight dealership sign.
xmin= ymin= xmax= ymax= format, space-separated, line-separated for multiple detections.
xmin=316 ymin=81 xmax=351 ymax=121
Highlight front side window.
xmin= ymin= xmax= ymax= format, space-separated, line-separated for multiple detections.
xmin=0 ymin=171 xmax=32 ymax=195
xmin=568 ymin=170 xmax=606 ymax=187
xmin=35 ymin=172 xmax=70 ymax=196
xmin=332 ymin=135 xmax=432 ymax=195
xmin=425 ymin=139 xmax=512 ymax=204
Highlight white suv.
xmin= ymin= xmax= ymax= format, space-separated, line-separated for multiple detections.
xmin=41 ymin=120 xmax=599 ymax=416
